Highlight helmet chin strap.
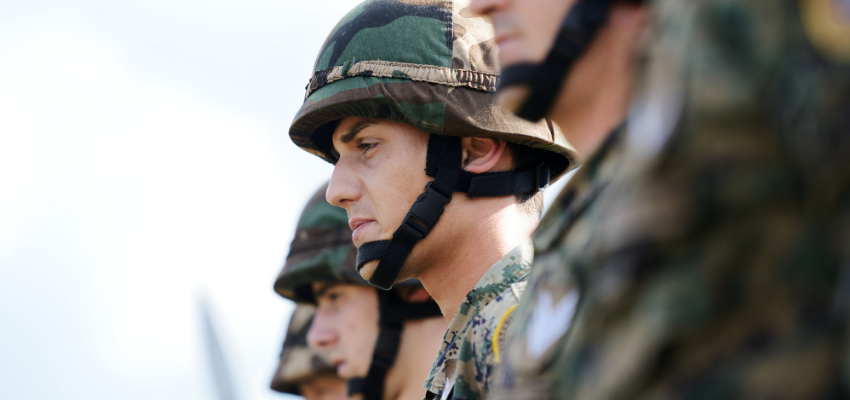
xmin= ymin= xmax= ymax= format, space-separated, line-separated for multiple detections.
xmin=346 ymin=288 xmax=442 ymax=400
xmin=498 ymin=0 xmax=615 ymax=122
xmin=356 ymin=134 xmax=551 ymax=290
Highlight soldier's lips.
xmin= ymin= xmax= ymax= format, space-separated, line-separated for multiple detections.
xmin=349 ymin=218 xmax=370 ymax=231
xmin=494 ymin=33 xmax=516 ymax=47
xmin=496 ymin=36 xmax=530 ymax=67
xmin=350 ymin=219 xmax=375 ymax=245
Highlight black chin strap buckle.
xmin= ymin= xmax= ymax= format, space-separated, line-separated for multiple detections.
xmin=402 ymin=182 xmax=451 ymax=237
xmin=536 ymin=163 xmax=551 ymax=190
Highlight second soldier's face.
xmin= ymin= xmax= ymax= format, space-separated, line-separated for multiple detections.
xmin=470 ymin=0 xmax=575 ymax=67
xmin=308 ymin=283 xmax=380 ymax=379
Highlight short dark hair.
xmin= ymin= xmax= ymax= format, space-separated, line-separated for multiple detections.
xmin=506 ymin=142 xmax=548 ymax=217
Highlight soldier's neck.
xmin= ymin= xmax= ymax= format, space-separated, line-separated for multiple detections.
xmin=417 ymin=200 xmax=537 ymax=323
xmin=384 ymin=317 xmax=449 ymax=400
xmin=550 ymin=3 xmax=646 ymax=159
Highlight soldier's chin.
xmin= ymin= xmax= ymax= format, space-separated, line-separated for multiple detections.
xmin=358 ymin=260 xmax=379 ymax=281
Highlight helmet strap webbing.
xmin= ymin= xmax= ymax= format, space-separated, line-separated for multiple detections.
xmin=356 ymin=134 xmax=550 ymax=290
xmin=347 ymin=289 xmax=442 ymax=400
xmin=498 ymin=0 xmax=613 ymax=122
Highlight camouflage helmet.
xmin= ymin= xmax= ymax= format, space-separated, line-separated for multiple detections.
xmin=270 ymin=304 xmax=339 ymax=395
xmin=274 ymin=182 xmax=366 ymax=303
xmin=273 ymin=182 xmax=443 ymax=400
xmin=274 ymin=182 xmax=432 ymax=298
xmin=288 ymin=0 xmax=578 ymax=181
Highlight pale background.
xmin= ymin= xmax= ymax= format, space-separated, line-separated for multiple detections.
xmin=0 ymin=1 xmax=569 ymax=399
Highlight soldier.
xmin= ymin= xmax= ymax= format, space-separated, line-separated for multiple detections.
xmin=477 ymin=0 xmax=850 ymax=399
xmin=467 ymin=0 xmax=649 ymax=398
xmin=274 ymin=183 xmax=448 ymax=400
xmin=285 ymin=1 xmax=579 ymax=398
xmin=270 ymin=304 xmax=348 ymax=400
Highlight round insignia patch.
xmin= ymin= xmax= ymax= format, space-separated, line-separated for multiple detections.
xmin=493 ymin=304 xmax=517 ymax=364
xmin=801 ymin=0 xmax=850 ymax=62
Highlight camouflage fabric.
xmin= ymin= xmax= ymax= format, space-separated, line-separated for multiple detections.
xmin=491 ymin=128 xmax=627 ymax=400
xmin=288 ymin=0 xmax=578 ymax=182
xmin=495 ymin=0 xmax=850 ymax=399
xmin=423 ymin=242 xmax=533 ymax=400
xmin=270 ymin=304 xmax=338 ymax=395
xmin=274 ymin=182 xmax=366 ymax=303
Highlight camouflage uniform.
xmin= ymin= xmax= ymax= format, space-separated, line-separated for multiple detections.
xmin=424 ymin=242 xmax=533 ymax=400
xmin=495 ymin=0 xmax=850 ymax=399
xmin=270 ymin=304 xmax=338 ymax=396
xmin=492 ymin=128 xmax=627 ymax=400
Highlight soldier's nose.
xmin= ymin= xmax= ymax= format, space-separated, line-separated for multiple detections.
xmin=469 ymin=0 xmax=507 ymax=16
xmin=307 ymin=309 xmax=338 ymax=350
xmin=327 ymin=161 xmax=360 ymax=208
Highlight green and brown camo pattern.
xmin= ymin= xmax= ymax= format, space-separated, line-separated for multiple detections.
xmin=270 ymin=304 xmax=337 ymax=395
xmin=494 ymin=0 xmax=850 ymax=398
xmin=288 ymin=0 xmax=578 ymax=182
xmin=273 ymin=183 xmax=366 ymax=303
xmin=492 ymin=129 xmax=628 ymax=400
xmin=424 ymin=242 xmax=532 ymax=400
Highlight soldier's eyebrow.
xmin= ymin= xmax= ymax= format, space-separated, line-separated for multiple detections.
xmin=313 ymin=282 xmax=342 ymax=299
xmin=339 ymin=120 xmax=379 ymax=144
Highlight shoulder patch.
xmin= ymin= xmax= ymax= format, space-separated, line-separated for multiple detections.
xmin=528 ymin=289 xmax=579 ymax=359
xmin=493 ymin=303 xmax=518 ymax=364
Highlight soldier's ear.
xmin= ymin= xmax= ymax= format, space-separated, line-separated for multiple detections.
xmin=461 ymin=137 xmax=507 ymax=174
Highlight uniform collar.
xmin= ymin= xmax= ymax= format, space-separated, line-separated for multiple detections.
xmin=423 ymin=241 xmax=534 ymax=394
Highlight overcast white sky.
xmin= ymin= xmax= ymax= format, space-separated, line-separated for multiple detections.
xmin=0 ymin=1 xmax=354 ymax=399
xmin=0 ymin=1 xmax=569 ymax=399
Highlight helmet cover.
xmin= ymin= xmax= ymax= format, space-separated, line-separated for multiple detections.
xmin=289 ymin=0 xmax=579 ymax=181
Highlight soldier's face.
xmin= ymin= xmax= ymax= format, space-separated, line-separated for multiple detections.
xmin=298 ymin=375 xmax=348 ymax=400
xmin=473 ymin=0 xmax=647 ymax=157
xmin=326 ymin=117 xmax=432 ymax=279
xmin=308 ymin=282 xmax=380 ymax=379
xmin=469 ymin=0 xmax=574 ymax=67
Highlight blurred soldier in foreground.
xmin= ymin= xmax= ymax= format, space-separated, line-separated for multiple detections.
xmin=470 ymin=0 xmax=648 ymax=397
xmin=476 ymin=0 xmax=850 ymax=398
xmin=286 ymin=1 xmax=579 ymax=398
xmin=271 ymin=305 xmax=347 ymax=400
xmin=275 ymin=184 xmax=447 ymax=400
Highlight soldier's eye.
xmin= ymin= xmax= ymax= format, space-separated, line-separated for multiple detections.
xmin=327 ymin=291 xmax=342 ymax=302
xmin=357 ymin=142 xmax=376 ymax=153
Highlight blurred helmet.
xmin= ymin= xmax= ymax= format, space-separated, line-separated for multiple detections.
xmin=274 ymin=183 xmax=365 ymax=303
xmin=273 ymin=182 xmax=441 ymax=400
xmin=270 ymin=304 xmax=338 ymax=396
